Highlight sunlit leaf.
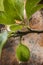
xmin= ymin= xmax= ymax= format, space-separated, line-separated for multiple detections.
xmin=16 ymin=44 xmax=30 ymax=62
xmin=10 ymin=24 xmax=23 ymax=32
xmin=29 ymin=4 xmax=43 ymax=19
xmin=0 ymin=0 xmax=4 ymax=11
xmin=0 ymin=12 xmax=15 ymax=25
xmin=0 ymin=0 xmax=24 ymax=25
xmin=25 ymin=0 xmax=43 ymax=19
xmin=0 ymin=30 xmax=8 ymax=57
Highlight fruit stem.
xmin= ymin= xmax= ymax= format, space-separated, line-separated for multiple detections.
xmin=20 ymin=36 xmax=22 ymax=44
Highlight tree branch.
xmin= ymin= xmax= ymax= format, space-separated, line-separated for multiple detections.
xmin=11 ymin=28 xmax=43 ymax=37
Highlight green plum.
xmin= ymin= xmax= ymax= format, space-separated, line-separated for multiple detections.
xmin=16 ymin=44 xmax=30 ymax=62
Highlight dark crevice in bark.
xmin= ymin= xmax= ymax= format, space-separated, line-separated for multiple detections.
xmin=11 ymin=28 xmax=43 ymax=37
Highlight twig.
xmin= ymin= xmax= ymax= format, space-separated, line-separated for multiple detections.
xmin=11 ymin=28 xmax=43 ymax=37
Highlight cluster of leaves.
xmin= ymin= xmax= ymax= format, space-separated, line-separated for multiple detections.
xmin=0 ymin=0 xmax=43 ymax=29
xmin=0 ymin=0 xmax=43 ymax=61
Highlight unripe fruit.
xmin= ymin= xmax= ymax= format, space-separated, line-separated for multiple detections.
xmin=16 ymin=44 xmax=30 ymax=62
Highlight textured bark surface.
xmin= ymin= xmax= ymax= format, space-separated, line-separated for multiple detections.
xmin=29 ymin=11 xmax=43 ymax=31
xmin=1 ymin=37 xmax=20 ymax=65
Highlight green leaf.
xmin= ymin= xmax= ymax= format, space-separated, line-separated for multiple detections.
xmin=0 ymin=31 xmax=8 ymax=57
xmin=0 ymin=0 xmax=24 ymax=25
xmin=10 ymin=24 xmax=23 ymax=32
xmin=26 ymin=0 xmax=41 ymax=10
xmin=9 ymin=0 xmax=24 ymax=20
xmin=0 ymin=12 xmax=15 ymax=25
xmin=16 ymin=44 xmax=30 ymax=62
xmin=0 ymin=0 xmax=4 ymax=11
xmin=25 ymin=0 xmax=42 ymax=19
xmin=29 ymin=4 xmax=43 ymax=18
xmin=4 ymin=0 xmax=24 ymax=20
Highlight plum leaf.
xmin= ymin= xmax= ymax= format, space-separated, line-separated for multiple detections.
xmin=26 ymin=0 xmax=43 ymax=19
xmin=0 ymin=0 xmax=24 ymax=25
